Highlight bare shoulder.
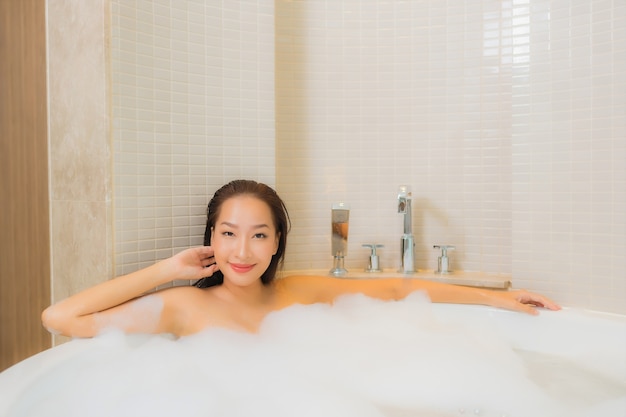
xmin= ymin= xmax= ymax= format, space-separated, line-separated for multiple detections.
xmin=157 ymin=285 xmax=226 ymax=311
xmin=154 ymin=285 xmax=222 ymax=335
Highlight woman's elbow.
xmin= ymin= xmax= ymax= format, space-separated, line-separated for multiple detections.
xmin=41 ymin=305 xmax=68 ymax=336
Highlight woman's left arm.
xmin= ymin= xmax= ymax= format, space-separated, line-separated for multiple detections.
xmin=280 ymin=275 xmax=561 ymax=315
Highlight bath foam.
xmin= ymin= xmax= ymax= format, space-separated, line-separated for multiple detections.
xmin=1 ymin=293 xmax=624 ymax=417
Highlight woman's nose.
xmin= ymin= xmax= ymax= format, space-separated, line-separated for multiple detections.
xmin=234 ymin=237 xmax=251 ymax=259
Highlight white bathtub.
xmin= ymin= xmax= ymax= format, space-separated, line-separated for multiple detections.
xmin=1 ymin=295 xmax=624 ymax=417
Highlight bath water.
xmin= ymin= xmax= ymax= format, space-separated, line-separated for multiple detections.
xmin=1 ymin=293 xmax=624 ymax=417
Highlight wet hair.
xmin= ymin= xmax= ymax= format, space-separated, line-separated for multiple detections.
xmin=194 ymin=179 xmax=291 ymax=288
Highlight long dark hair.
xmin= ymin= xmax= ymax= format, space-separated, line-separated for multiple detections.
xmin=194 ymin=179 xmax=290 ymax=288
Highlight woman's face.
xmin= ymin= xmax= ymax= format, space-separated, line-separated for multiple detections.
xmin=211 ymin=195 xmax=279 ymax=287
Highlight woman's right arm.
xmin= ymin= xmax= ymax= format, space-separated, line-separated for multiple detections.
xmin=41 ymin=246 xmax=217 ymax=338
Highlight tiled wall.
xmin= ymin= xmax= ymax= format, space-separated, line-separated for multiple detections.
xmin=276 ymin=0 xmax=515 ymax=276
xmin=510 ymin=1 xmax=625 ymax=313
xmin=275 ymin=0 xmax=625 ymax=314
xmin=110 ymin=0 xmax=276 ymax=276
xmin=108 ymin=1 xmax=625 ymax=314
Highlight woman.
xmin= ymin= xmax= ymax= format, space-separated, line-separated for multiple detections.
xmin=42 ymin=180 xmax=560 ymax=338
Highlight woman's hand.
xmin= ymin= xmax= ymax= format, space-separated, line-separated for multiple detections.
xmin=487 ymin=289 xmax=561 ymax=315
xmin=163 ymin=246 xmax=220 ymax=282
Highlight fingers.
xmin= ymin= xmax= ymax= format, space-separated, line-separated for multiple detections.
xmin=187 ymin=246 xmax=219 ymax=274
xmin=525 ymin=291 xmax=561 ymax=311
xmin=194 ymin=246 xmax=217 ymax=264
xmin=512 ymin=290 xmax=562 ymax=313
xmin=196 ymin=245 xmax=215 ymax=258
xmin=520 ymin=304 xmax=540 ymax=316
xmin=203 ymin=263 xmax=220 ymax=275
xmin=538 ymin=295 xmax=561 ymax=311
xmin=200 ymin=254 xmax=217 ymax=268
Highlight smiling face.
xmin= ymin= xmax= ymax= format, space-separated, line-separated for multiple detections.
xmin=210 ymin=195 xmax=279 ymax=287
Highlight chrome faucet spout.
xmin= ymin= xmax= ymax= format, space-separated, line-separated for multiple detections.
xmin=397 ymin=185 xmax=415 ymax=273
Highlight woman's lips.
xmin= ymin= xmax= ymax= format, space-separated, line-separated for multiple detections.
xmin=229 ymin=263 xmax=255 ymax=273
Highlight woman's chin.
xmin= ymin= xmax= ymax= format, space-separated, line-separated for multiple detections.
xmin=223 ymin=269 xmax=264 ymax=287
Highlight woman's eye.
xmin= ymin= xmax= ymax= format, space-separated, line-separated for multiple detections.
xmin=222 ymin=231 xmax=235 ymax=237
xmin=254 ymin=233 xmax=267 ymax=239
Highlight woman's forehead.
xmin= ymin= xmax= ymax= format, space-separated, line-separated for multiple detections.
xmin=217 ymin=195 xmax=275 ymax=227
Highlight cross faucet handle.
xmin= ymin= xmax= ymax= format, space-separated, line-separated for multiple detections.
xmin=362 ymin=244 xmax=384 ymax=272
xmin=433 ymin=245 xmax=455 ymax=256
xmin=433 ymin=245 xmax=455 ymax=274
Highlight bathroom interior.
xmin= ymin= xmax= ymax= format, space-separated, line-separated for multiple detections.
xmin=1 ymin=0 xmax=624 ymax=371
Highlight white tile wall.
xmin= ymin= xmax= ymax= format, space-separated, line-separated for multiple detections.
xmin=275 ymin=0 xmax=625 ymax=314
xmin=111 ymin=1 xmax=625 ymax=314
xmin=111 ymin=0 xmax=275 ymax=275
xmin=510 ymin=0 xmax=626 ymax=314
xmin=276 ymin=0 xmax=516 ymax=274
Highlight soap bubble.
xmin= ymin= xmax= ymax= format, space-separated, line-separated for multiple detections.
xmin=1 ymin=294 xmax=624 ymax=417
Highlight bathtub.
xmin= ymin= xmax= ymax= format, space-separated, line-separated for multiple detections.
xmin=1 ymin=294 xmax=624 ymax=417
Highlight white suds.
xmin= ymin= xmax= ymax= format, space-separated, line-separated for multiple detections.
xmin=1 ymin=294 xmax=624 ymax=417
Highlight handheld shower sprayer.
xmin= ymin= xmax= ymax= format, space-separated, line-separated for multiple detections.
xmin=330 ymin=202 xmax=350 ymax=276
xmin=398 ymin=185 xmax=415 ymax=273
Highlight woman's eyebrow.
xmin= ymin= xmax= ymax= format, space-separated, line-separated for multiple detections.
xmin=219 ymin=221 xmax=237 ymax=228
xmin=219 ymin=221 xmax=270 ymax=229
